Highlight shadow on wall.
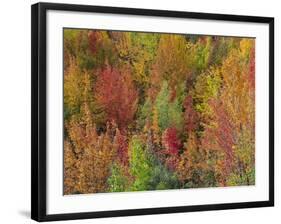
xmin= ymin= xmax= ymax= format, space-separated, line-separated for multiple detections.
xmin=18 ymin=210 xmax=30 ymax=218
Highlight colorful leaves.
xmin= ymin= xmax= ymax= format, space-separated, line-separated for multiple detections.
xmin=94 ymin=65 xmax=138 ymax=130
xmin=154 ymin=81 xmax=184 ymax=131
xmin=183 ymin=95 xmax=199 ymax=135
xmin=63 ymin=29 xmax=255 ymax=194
xmin=162 ymin=127 xmax=181 ymax=155
xmin=161 ymin=127 xmax=181 ymax=171
xmin=129 ymin=137 xmax=153 ymax=191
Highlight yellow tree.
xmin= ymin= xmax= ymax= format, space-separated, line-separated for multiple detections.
xmin=220 ymin=39 xmax=255 ymax=185
xmin=149 ymin=34 xmax=191 ymax=100
xmin=64 ymin=102 xmax=119 ymax=194
xmin=113 ymin=32 xmax=159 ymax=89
xmin=220 ymin=40 xmax=255 ymax=132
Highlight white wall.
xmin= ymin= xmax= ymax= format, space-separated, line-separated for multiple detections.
xmin=0 ymin=0 xmax=279 ymax=223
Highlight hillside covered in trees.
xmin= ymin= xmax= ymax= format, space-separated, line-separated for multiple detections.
xmin=63 ymin=29 xmax=255 ymax=195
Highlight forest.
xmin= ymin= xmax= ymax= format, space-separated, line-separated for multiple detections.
xmin=63 ymin=28 xmax=255 ymax=195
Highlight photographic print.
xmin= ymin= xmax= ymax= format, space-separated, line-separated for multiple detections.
xmin=32 ymin=3 xmax=274 ymax=221
xmin=63 ymin=29 xmax=255 ymax=195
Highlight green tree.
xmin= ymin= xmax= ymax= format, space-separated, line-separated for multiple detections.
xmin=154 ymin=81 xmax=184 ymax=132
xmin=129 ymin=137 xmax=153 ymax=191
xmin=108 ymin=163 xmax=131 ymax=192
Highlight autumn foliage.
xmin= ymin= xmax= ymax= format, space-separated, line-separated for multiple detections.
xmin=63 ymin=29 xmax=255 ymax=194
xmin=94 ymin=66 xmax=138 ymax=130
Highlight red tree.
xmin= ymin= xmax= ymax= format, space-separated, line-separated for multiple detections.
xmin=88 ymin=31 xmax=102 ymax=54
xmin=95 ymin=66 xmax=138 ymax=130
xmin=114 ymin=128 xmax=129 ymax=165
xmin=161 ymin=127 xmax=182 ymax=170
xmin=183 ymin=95 xmax=199 ymax=135
xmin=201 ymin=99 xmax=235 ymax=185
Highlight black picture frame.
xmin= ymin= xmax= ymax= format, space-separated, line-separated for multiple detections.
xmin=31 ymin=2 xmax=274 ymax=222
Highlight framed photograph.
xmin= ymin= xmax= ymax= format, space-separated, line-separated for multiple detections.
xmin=31 ymin=2 xmax=274 ymax=222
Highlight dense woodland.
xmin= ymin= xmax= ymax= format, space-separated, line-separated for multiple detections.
xmin=63 ymin=29 xmax=255 ymax=195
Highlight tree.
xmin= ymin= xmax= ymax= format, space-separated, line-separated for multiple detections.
xmin=161 ymin=127 xmax=182 ymax=170
xmin=64 ymin=104 xmax=118 ymax=194
xmin=177 ymin=134 xmax=201 ymax=188
xmin=64 ymin=140 xmax=80 ymax=194
xmin=151 ymin=106 xmax=161 ymax=145
xmin=148 ymin=34 xmax=191 ymax=100
xmin=153 ymin=35 xmax=190 ymax=88
xmin=183 ymin=95 xmax=199 ymax=136
xmin=208 ymin=37 xmax=235 ymax=66
xmin=63 ymin=30 xmax=256 ymax=193
xmin=64 ymin=29 xmax=97 ymax=71
xmin=76 ymin=128 xmax=117 ymax=193
xmin=154 ymin=81 xmax=184 ymax=132
xmin=220 ymin=46 xmax=254 ymax=132
xmin=107 ymin=163 xmax=132 ymax=192
xmin=128 ymin=136 xmax=180 ymax=191
xmin=129 ymin=137 xmax=153 ymax=191
xmin=63 ymin=58 xmax=105 ymax=125
xmin=113 ymin=32 xmax=160 ymax=90
xmin=148 ymin=160 xmax=180 ymax=190
xmin=114 ymin=128 xmax=129 ymax=165
xmin=191 ymin=36 xmax=213 ymax=73
xmin=94 ymin=65 xmax=139 ymax=130
xmin=88 ymin=30 xmax=118 ymax=67
xmin=227 ymin=128 xmax=255 ymax=186
xmin=64 ymin=59 xmax=89 ymax=120
xmin=137 ymin=98 xmax=153 ymax=130
xmin=192 ymin=66 xmax=221 ymax=137
xmin=200 ymin=100 xmax=235 ymax=186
